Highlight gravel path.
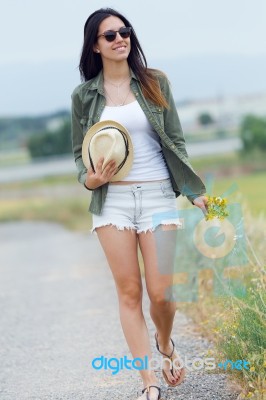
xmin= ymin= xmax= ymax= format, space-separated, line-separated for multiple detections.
xmin=0 ymin=222 xmax=241 ymax=400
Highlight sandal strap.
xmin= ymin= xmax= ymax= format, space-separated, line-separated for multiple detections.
xmin=141 ymin=385 xmax=161 ymax=399
xmin=155 ymin=332 xmax=175 ymax=359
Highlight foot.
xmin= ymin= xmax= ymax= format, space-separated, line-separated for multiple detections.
xmin=137 ymin=385 xmax=161 ymax=400
xmin=155 ymin=332 xmax=185 ymax=386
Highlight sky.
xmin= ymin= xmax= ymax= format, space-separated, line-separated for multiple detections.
xmin=1 ymin=0 xmax=266 ymax=115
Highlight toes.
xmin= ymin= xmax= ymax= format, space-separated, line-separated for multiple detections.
xmin=172 ymin=371 xmax=179 ymax=382
xmin=169 ymin=365 xmax=183 ymax=383
xmin=174 ymin=369 xmax=181 ymax=380
xmin=166 ymin=370 xmax=176 ymax=384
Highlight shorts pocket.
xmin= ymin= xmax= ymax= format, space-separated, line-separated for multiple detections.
xmin=161 ymin=182 xmax=176 ymax=199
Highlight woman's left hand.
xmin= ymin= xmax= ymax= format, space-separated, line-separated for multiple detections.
xmin=193 ymin=195 xmax=208 ymax=215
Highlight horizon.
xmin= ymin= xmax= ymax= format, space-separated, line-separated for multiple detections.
xmin=1 ymin=87 xmax=265 ymax=119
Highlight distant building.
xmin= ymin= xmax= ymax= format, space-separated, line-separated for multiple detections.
xmin=177 ymin=92 xmax=266 ymax=134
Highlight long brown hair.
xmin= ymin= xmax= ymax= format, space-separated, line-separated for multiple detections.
xmin=80 ymin=8 xmax=168 ymax=108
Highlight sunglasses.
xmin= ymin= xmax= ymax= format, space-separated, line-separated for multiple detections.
xmin=97 ymin=27 xmax=132 ymax=42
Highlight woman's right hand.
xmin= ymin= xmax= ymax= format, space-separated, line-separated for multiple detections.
xmin=85 ymin=157 xmax=117 ymax=189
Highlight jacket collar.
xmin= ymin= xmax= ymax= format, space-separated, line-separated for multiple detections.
xmin=89 ymin=68 xmax=139 ymax=94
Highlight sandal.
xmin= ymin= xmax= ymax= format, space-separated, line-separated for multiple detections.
xmin=141 ymin=385 xmax=161 ymax=400
xmin=155 ymin=332 xmax=185 ymax=387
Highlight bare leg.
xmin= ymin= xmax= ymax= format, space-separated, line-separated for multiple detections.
xmin=138 ymin=225 xmax=182 ymax=384
xmin=95 ymin=226 xmax=158 ymax=390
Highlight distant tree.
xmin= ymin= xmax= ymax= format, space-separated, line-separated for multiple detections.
xmin=240 ymin=115 xmax=266 ymax=152
xmin=198 ymin=112 xmax=215 ymax=126
xmin=27 ymin=119 xmax=72 ymax=158
xmin=0 ymin=110 xmax=71 ymax=150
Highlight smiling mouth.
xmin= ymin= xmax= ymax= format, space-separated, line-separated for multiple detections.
xmin=113 ymin=46 xmax=126 ymax=51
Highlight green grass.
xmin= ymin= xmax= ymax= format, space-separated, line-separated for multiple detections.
xmin=0 ymin=196 xmax=92 ymax=231
xmin=192 ymin=152 xmax=238 ymax=170
xmin=0 ymin=173 xmax=77 ymax=190
xmin=185 ymin=128 xmax=239 ymax=143
xmin=0 ymin=148 xmax=31 ymax=166
xmin=211 ymin=171 xmax=266 ymax=217
xmin=187 ymin=151 xmax=266 ymax=217
xmin=218 ymin=279 xmax=266 ymax=398
xmin=177 ymin=204 xmax=266 ymax=398
xmin=182 ymin=262 xmax=266 ymax=399
xmin=192 ymin=151 xmax=266 ymax=175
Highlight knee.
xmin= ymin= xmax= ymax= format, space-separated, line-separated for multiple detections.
xmin=149 ymin=292 xmax=174 ymax=308
xmin=118 ymin=283 xmax=142 ymax=309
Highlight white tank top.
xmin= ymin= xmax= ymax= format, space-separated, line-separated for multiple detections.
xmin=100 ymin=100 xmax=170 ymax=181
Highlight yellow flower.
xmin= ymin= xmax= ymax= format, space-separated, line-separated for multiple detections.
xmin=205 ymin=195 xmax=229 ymax=221
xmin=250 ymin=366 xmax=255 ymax=372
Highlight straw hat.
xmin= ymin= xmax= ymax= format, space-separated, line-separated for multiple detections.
xmin=82 ymin=120 xmax=134 ymax=182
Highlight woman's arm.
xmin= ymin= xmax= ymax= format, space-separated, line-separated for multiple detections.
xmin=71 ymin=88 xmax=87 ymax=185
xmin=159 ymin=73 xmax=189 ymax=158
xmin=159 ymin=73 xmax=208 ymax=214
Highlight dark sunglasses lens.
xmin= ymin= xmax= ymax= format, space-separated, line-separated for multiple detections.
xmin=104 ymin=31 xmax=116 ymax=42
xmin=103 ymin=27 xmax=131 ymax=42
xmin=119 ymin=27 xmax=131 ymax=38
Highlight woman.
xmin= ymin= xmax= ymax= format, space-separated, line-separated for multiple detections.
xmin=71 ymin=8 xmax=208 ymax=400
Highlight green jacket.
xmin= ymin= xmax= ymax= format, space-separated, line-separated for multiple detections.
xmin=71 ymin=69 xmax=206 ymax=215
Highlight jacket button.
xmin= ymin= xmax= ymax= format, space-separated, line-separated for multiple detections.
xmin=135 ymin=93 xmax=139 ymax=96
xmin=171 ymin=144 xmax=176 ymax=149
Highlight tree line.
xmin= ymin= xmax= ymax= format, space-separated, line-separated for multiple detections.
xmin=0 ymin=112 xmax=266 ymax=158
xmin=27 ymin=119 xmax=72 ymax=158
xmin=24 ymin=113 xmax=266 ymax=159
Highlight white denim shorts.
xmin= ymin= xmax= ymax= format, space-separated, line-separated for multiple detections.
xmin=90 ymin=178 xmax=182 ymax=235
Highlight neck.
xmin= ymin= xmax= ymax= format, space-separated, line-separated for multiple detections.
xmin=102 ymin=61 xmax=130 ymax=83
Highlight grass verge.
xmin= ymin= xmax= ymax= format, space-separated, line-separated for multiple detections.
xmin=178 ymin=210 xmax=266 ymax=399
xmin=0 ymin=196 xmax=91 ymax=232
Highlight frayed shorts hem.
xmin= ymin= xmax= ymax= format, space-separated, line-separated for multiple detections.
xmin=90 ymin=220 xmax=182 ymax=235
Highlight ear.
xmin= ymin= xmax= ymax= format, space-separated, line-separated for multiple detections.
xmin=93 ymin=45 xmax=100 ymax=53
